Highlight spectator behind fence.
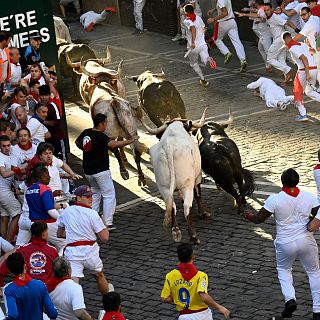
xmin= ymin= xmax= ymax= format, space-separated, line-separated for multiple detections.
xmin=0 ymin=31 xmax=12 ymax=96
xmin=3 ymin=252 xmax=58 ymax=320
xmin=47 ymin=256 xmax=93 ymax=320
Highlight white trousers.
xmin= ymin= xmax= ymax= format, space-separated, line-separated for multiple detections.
xmin=15 ymin=214 xmax=32 ymax=246
xmin=253 ymin=26 xmax=272 ymax=68
xmin=267 ymin=38 xmax=291 ymax=75
xmin=48 ymin=222 xmax=67 ymax=252
xmin=85 ymin=170 xmax=116 ymax=225
xmin=215 ymin=18 xmax=246 ymax=61
xmin=275 ymin=234 xmax=320 ymax=312
xmin=188 ymin=45 xmax=210 ymax=80
xmin=178 ymin=308 xmax=213 ymax=320
xmin=133 ymin=0 xmax=146 ymax=30
xmin=314 ymin=52 xmax=320 ymax=85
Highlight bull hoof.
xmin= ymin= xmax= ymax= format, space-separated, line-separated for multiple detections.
xmin=190 ymin=236 xmax=200 ymax=245
xmin=138 ymin=176 xmax=146 ymax=186
xmin=172 ymin=227 xmax=182 ymax=242
xmin=199 ymin=210 xmax=212 ymax=218
xmin=120 ymin=170 xmax=129 ymax=180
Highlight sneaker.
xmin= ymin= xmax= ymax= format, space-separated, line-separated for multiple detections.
xmin=208 ymin=57 xmax=217 ymax=70
xmin=199 ymin=79 xmax=209 ymax=87
xmin=172 ymin=34 xmax=182 ymax=41
xmin=224 ymin=52 xmax=233 ymax=64
xmin=281 ymin=299 xmax=297 ymax=318
xmin=108 ymin=283 xmax=115 ymax=292
xmin=294 ymin=115 xmax=308 ymax=122
xmin=240 ymin=60 xmax=248 ymax=73
xmin=107 ymin=224 xmax=117 ymax=231
xmin=278 ymin=100 xmax=290 ymax=111
xmin=85 ymin=22 xmax=95 ymax=32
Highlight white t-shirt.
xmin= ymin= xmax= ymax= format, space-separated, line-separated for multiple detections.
xmin=296 ymin=2 xmax=308 ymax=28
xmin=47 ymin=156 xmax=63 ymax=192
xmin=0 ymin=49 xmax=8 ymax=84
xmin=289 ymin=42 xmax=315 ymax=69
xmin=0 ymin=237 xmax=14 ymax=253
xmin=49 ymin=279 xmax=86 ymax=320
xmin=266 ymin=13 xmax=287 ymax=39
xmin=0 ymin=153 xmax=13 ymax=189
xmin=184 ymin=15 xmax=206 ymax=48
xmin=300 ymin=15 xmax=320 ymax=50
xmin=23 ymin=74 xmax=46 ymax=86
xmin=27 ymin=117 xmax=49 ymax=145
xmin=314 ymin=165 xmax=320 ymax=202
xmin=264 ymin=190 xmax=319 ymax=244
xmin=10 ymin=143 xmax=37 ymax=168
xmin=280 ymin=1 xmax=300 ymax=29
xmin=10 ymin=63 xmax=22 ymax=85
xmin=57 ymin=205 xmax=106 ymax=260
xmin=216 ymin=0 xmax=234 ymax=21
xmin=15 ymin=115 xmax=31 ymax=131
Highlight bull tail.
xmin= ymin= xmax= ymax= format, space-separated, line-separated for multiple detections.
xmin=240 ymin=168 xmax=255 ymax=198
xmin=163 ymin=144 xmax=175 ymax=228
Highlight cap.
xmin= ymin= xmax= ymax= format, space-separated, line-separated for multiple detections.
xmin=29 ymin=31 xmax=42 ymax=40
xmin=74 ymin=185 xmax=93 ymax=197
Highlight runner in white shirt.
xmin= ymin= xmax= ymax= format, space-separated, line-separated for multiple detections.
xmin=293 ymin=7 xmax=320 ymax=84
xmin=48 ymin=257 xmax=92 ymax=320
xmin=183 ymin=4 xmax=217 ymax=87
xmin=207 ymin=0 xmax=248 ymax=72
xmin=283 ymin=31 xmax=320 ymax=121
xmin=0 ymin=136 xmax=22 ymax=243
xmin=280 ymin=0 xmax=302 ymax=30
xmin=27 ymin=103 xmax=51 ymax=145
xmin=80 ymin=7 xmax=116 ymax=32
xmin=8 ymin=48 xmax=21 ymax=92
xmin=133 ymin=0 xmax=146 ymax=33
xmin=244 ymin=168 xmax=320 ymax=319
xmin=313 ymin=150 xmax=320 ymax=203
xmin=264 ymin=3 xmax=296 ymax=85
xmin=57 ymin=185 xmax=111 ymax=295
xmin=236 ymin=0 xmax=273 ymax=72
xmin=247 ymin=77 xmax=294 ymax=109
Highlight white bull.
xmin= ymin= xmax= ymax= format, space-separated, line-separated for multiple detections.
xmin=141 ymin=109 xmax=209 ymax=244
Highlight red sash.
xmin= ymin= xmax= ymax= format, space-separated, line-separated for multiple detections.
xmin=293 ymin=72 xmax=304 ymax=103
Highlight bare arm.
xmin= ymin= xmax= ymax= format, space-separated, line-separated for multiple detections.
xmin=285 ymin=20 xmax=297 ymax=30
xmin=107 ymin=136 xmax=138 ymax=149
xmin=96 ymin=228 xmax=109 ymax=243
xmin=57 ymin=226 xmax=66 ymax=238
xmin=244 ymin=207 xmax=272 ymax=224
xmin=281 ymin=7 xmax=298 ymax=17
xmin=235 ymin=12 xmax=261 ymax=19
xmin=44 ymin=131 xmax=51 ymax=139
xmin=73 ymin=308 xmax=93 ymax=320
xmin=199 ymin=292 xmax=230 ymax=319
xmin=293 ymin=33 xmax=303 ymax=42
xmin=0 ymin=166 xmax=15 ymax=178
xmin=61 ymin=163 xmax=82 ymax=180
xmin=300 ymin=54 xmax=310 ymax=80
xmin=208 ymin=7 xmax=228 ymax=24
xmin=161 ymin=296 xmax=173 ymax=303
xmin=190 ymin=26 xmax=196 ymax=48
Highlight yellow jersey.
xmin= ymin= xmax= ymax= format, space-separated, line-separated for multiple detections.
xmin=161 ymin=269 xmax=209 ymax=312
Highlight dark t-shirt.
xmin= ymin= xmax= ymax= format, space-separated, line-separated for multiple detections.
xmin=76 ymin=128 xmax=111 ymax=175
xmin=45 ymin=102 xmax=65 ymax=141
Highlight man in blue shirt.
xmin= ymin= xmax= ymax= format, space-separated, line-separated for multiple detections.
xmin=3 ymin=252 xmax=58 ymax=320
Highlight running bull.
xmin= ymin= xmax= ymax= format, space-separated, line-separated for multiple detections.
xmin=57 ymin=39 xmax=96 ymax=96
xmin=140 ymin=109 xmax=209 ymax=244
xmin=126 ymin=70 xmax=186 ymax=126
xmin=196 ymin=111 xmax=255 ymax=213
xmin=66 ymin=48 xmax=148 ymax=186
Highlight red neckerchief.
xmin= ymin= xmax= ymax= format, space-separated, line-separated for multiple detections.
xmin=45 ymin=161 xmax=53 ymax=167
xmin=46 ymin=276 xmax=70 ymax=293
xmin=177 ymin=263 xmax=198 ymax=281
xmin=282 ymin=186 xmax=300 ymax=197
xmin=287 ymin=39 xmax=301 ymax=49
xmin=75 ymin=202 xmax=92 ymax=209
xmin=186 ymin=13 xmax=196 ymax=22
xmin=314 ymin=164 xmax=320 ymax=170
xmin=29 ymin=92 xmax=39 ymax=101
xmin=11 ymin=62 xmax=20 ymax=66
xmin=266 ymin=12 xmax=273 ymax=19
xmin=18 ymin=141 xmax=32 ymax=151
xmin=31 ymin=237 xmax=47 ymax=245
xmin=13 ymin=273 xmax=32 ymax=287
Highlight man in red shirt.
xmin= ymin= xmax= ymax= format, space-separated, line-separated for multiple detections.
xmin=306 ymin=0 xmax=320 ymax=16
xmin=0 ymin=221 xmax=58 ymax=285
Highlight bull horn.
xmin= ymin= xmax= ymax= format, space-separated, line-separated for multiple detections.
xmin=105 ymin=46 xmax=111 ymax=63
xmin=65 ymin=52 xmax=81 ymax=68
xmin=125 ymin=75 xmax=139 ymax=81
xmin=139 ymin=119 xmax=168 ymax=135
xmin=117 ymin=59 xmax=124 ymax=76
xmin=217 ymin=107 xmax=233 ymax=127
xmin=80 ymin=57 xmax=98 ymax=77
xmin=191 ymin=107 xmax=207 ymax=129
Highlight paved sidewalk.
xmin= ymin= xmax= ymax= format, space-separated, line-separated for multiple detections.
xmin=63 ymin=20 xmax=320 ymax=320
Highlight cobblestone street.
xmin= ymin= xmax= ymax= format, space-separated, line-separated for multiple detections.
xmin=63 ymin=20 xmax=320 ymax=320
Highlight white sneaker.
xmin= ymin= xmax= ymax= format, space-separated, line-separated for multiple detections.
xmin=172 ymin=34 xmax=182 ymax=41
xmin=108 ymin=283 xmax=115 ymax=292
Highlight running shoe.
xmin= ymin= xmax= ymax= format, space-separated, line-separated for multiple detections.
xmin=278 ymin=100 xmax=290 ymax=111
xmin=208 ymin=57 xmax=217 ymax=70
xmin=240 ymin=60 xmax=248 ymax=73
xmin=224 ymin=52 xmax=233 ymax=64
xmin=107 ymin=224 xmax=117 ymax=231
xmin=294 ymin=115 xmax=308 ymax=122
xmin=172 ymin=34 xmax=183 ymax=41
xmin=199 ymin=79 xmax=209 ymax=87
xmin=281 ymin=299 xmax=297 ymax=318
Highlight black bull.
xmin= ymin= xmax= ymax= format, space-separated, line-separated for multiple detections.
xmin=197 ymin=121 xmax=255 ymax=213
